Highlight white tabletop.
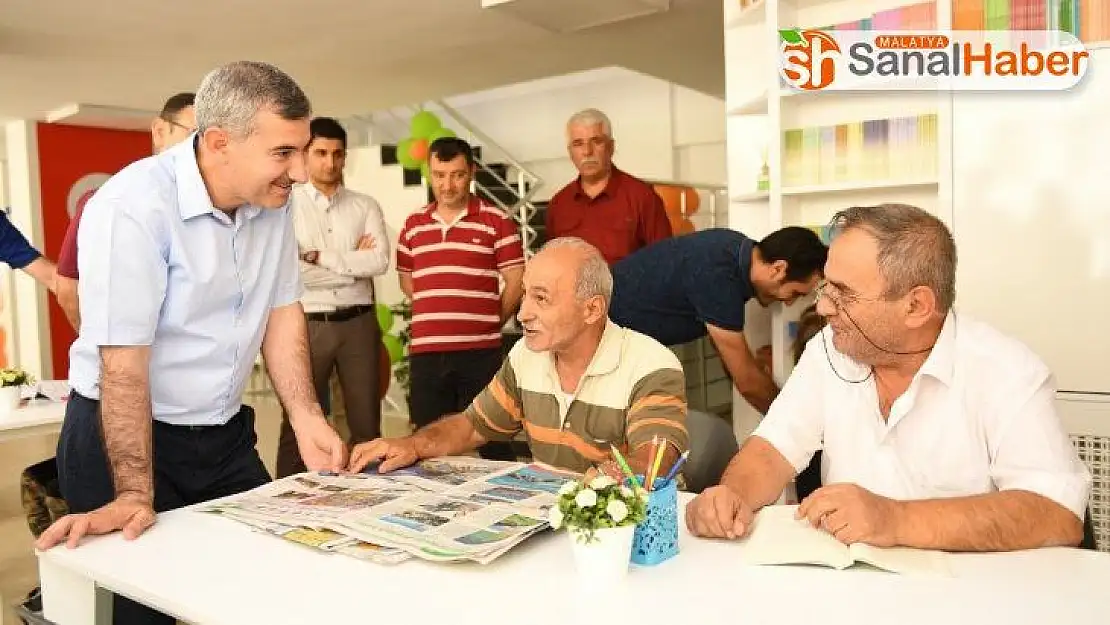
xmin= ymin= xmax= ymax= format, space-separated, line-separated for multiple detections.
xmin=37 ymin=493 xmax=1110 ymax=625
xmin=0 ymin=398 xmax=67 ymax=442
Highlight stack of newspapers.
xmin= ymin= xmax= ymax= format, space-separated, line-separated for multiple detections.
xmin=198 ymin=457 xmax=575 ymax=565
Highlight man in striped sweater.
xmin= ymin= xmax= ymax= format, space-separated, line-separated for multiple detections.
xmin=349 ymin=237 xmax=688 ymax=479
xmin=395 ymin=137 xmax=525 ymax=460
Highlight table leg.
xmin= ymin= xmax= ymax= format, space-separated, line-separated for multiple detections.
xmin=38 ymin=557 xmax=112 ymax=625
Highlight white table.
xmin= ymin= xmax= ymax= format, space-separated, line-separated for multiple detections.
xmin=0 ymin=398 xmax=67 ymax=444
xmin=38 ymin=494 xmax=1110 ymax=625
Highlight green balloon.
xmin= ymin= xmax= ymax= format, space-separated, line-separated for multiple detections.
xmin=427 ymin=126 xmax=456 ymax=143
xmin=382 ymin=334 xmax=405 ymax=364
xmin=420 ymin=160 xmax=430 ymax=182
xmin=396 ymin=137 xmax=422 ymax=170
xmin=374 ymin=303 xmax=393 ymax=333
xmin=410 ymin=111 xmax=442 ymax=139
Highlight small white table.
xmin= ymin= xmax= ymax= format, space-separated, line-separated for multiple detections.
xmin=38 ymin=494 xmax=1110 ymax=625
xmin=0 ymin=399 xmax=67 ymax=444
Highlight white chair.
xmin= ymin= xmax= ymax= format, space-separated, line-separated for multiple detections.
xmin=1061 ymin=394 xmax=1110 ymax=551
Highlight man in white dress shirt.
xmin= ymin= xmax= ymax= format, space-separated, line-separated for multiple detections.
xmin=279 ymin=117 xmax=390 ymax=477
xmin=686 ymin=203 xmax=1091 ymax=552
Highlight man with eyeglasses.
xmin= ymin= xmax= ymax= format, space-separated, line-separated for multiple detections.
xmin=686 ymin=204 xmax=1090 ymax=553
xmin=55 ymin=92 xmax=196 ymax=328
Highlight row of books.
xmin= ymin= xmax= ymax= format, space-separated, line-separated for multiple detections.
xmin=782 ymin=114 xmax=938 ymax=187
xmin=954 ymin=0 xmax=1110 ymax=42
xmin=807 ymin=1 xmax=938 ymax=31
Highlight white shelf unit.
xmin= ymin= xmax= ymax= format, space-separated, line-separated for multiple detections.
xmin=724 ymin=0 xmax=1110 ymax=407
xmin=722 ymin=0 xmax=953 ymax=439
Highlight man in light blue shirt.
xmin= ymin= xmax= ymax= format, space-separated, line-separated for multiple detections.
xmin=36 ymin=61 xmax=346 ymax=625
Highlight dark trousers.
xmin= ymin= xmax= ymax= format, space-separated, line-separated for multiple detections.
xmin=57 ymin=393 xmax=271 ymax=625
xmin=408 ymin=347 xmax=515 ymax=461
xmin=277 ymin=306 xmax=381 ymax=477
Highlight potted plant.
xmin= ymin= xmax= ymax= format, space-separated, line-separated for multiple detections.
xmin=548 ymin=475 xmax=647 ymax=583
xmin=0 ymin=367 xmax=32 ymax=414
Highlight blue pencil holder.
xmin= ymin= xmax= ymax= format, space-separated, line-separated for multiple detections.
xmin=628 ymin=476 xmax=679 ymax=566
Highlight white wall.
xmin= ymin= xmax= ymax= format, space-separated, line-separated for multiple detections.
xmin=431 ymin=67 xmax=729 ymax=201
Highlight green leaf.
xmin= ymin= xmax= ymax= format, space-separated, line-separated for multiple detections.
xmin=779 ymin=28 xmax=805 ymax=45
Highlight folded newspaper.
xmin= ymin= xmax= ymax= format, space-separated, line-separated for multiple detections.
xmin=198 ymin=457 xmax=575 ymax=565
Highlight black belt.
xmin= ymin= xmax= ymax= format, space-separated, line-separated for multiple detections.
xmin=305 ymin=305 xmax=373 ymax=323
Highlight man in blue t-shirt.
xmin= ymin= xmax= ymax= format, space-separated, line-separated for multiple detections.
xmin=609 ymin=227 xmax=827 ymax=414
xmin=0 ymin=209 xmax=57 ymax=292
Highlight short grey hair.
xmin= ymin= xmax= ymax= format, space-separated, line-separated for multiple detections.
xmin=829 ymin=204 xmax=957 ymax=312
xmin=566 ymin=108 xmax=612 ymax=137
xmin=194 ymin=61 xmax=311 ymax=138
xmin=540 ymin=237 xmax=613 ymax=304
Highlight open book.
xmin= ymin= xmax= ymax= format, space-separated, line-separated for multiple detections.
xmin=738 ymin=505 xmax=951 ymax=576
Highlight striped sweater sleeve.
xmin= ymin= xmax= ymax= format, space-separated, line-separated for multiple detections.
xmin=464 ymin=357 xmax=524 ymax=442
xmin=625 ymin=366 xmax=689 ymax=454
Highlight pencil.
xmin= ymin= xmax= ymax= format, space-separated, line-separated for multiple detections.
xmin=648 ymin=441 xmax=666 ymax=491
xmin=609 ymin=444 xmax=641 ymax=488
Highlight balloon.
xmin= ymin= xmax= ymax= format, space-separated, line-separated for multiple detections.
xmin=427 ymin=126 xmax=457 ymax=144
xmin=677 ymin=218 xmax=696 ymax=235
xmin=420 ymin=160 xmax=430 ymax=181
xmin=382 ymin=333 xmax=405 ymax=364
xmin=654 ymin=184 xmax=700 ymax=216
xmin=409 ymin=138 xmax=429 ymax=162
xmin=410 ymin=111 xmax=442 ymax=138
xmin=397 ymin=138 xmax=421 ymax=170
xmin=374 ymin=303 xmax=393 ymax=333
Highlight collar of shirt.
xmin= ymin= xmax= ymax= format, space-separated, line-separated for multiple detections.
xmin=571 ymin=166 xmax=625 ymax=202
xmin=424 ymin=194 xmax=483 ymax=220
xmin=736 ymin=235 xmax=756 ymax=295
xmin=540 ymin=320 xmax=625 ymax=389
xmin=301 ymin=182 xmax=345 ymax=210
xmin=173 ymin=135 xmax=261 ymax=224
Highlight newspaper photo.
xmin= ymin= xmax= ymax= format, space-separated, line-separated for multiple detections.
xmin=198 ymin=457 xmax=575 ymax=565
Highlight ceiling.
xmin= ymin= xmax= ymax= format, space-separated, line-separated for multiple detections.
xmin=0 ymin=0 xmax=724 ymax=126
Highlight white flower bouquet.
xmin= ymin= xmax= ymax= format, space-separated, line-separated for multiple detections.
xmin=548 ymin=475 xmax=647 ymax=544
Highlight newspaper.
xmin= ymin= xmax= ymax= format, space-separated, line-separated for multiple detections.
xmin=199 ymin=457 xmax=575 ymax=565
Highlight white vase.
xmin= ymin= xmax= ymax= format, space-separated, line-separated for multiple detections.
xmin=567 ymin=524 xmax=635 ymax=585
xmin=0 ymin=385 xmax=21 ymax=416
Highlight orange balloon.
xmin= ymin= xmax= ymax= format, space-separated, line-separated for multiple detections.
xmin=409 ymin=138 xmax=429 ymax=162
xmin=654 ymin=184 xmax=700 ymax=217
xmin=677 ymin=218 xmax=696 ymax=235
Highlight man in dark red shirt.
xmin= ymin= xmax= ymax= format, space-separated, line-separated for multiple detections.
xmin=545 ymin=108 xmax=672 ymax=265
xmin=55 ymin=92 xmax=196 ymax=329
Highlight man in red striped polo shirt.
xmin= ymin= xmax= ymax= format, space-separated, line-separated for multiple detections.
xmin=396 ymin=137 xmax=525 ymax=460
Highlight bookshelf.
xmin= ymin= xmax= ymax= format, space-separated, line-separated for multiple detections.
xmin=723 ymin=0 xmax=1110 ymax=437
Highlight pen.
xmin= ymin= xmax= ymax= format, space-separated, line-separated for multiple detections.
xmin=609 ymin=444 xmax=642 ymax=489
xmin=660 ymin=450 xmax=690 ymax=485
xmin=647 ymin=440 xmax=666 ymax=491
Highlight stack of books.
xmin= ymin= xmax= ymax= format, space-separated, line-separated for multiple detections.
xmin=782 ymin=114 xmax=938 ymax=187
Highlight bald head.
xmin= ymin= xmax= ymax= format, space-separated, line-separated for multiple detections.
xmin=518 ymin=237 xmax=611 ymax=353
xmin=535 ymin=237 xmax=613 ymax=305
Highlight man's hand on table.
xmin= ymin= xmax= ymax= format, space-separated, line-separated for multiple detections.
xmin=685 ymin=485 xmax=755 ymax=540
xmin=348 ymin=437 xmax=419 ymax=473
xmin=293 ymin=413 xmax=347 ymax=473
xmin=796 ymin=483 xmax=901 ymax=547
xmin=35 ymin=493 xmax=156 ymax=550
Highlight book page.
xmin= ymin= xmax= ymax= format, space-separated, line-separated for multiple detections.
xmin=848 ymin=543 xmax=952 ymax=577
xmin=739 ymin=505 xmax=853 ymax=570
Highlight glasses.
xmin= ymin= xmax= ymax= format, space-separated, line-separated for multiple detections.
xmin=814 ymin=280 xmax=886 ymax=311
xmin=162 ymin=117 xmax=196 ymax=134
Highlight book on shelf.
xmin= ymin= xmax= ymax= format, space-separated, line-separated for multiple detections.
xmin=739 ymin=505 xmax=952 ymax=576
xmin=782 ymin=113 xmax=938 ymax=187
xmin=954 ymin=0 xmax=1110 ymax=43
